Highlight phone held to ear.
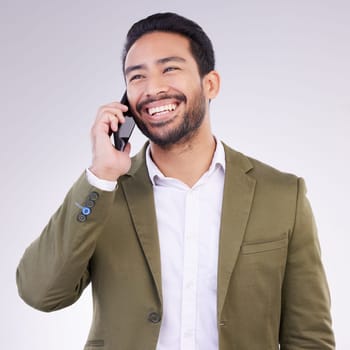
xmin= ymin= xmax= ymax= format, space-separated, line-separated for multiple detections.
xmin=113 ymin=92 xmax=136 ymax=151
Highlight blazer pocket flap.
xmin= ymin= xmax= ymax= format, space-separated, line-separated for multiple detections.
xmin=241 ymin=234 xmax=288 ymax=254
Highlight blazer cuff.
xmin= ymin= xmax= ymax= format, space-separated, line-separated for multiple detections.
xmin=86 ymin=168 xmax=117 ymax=191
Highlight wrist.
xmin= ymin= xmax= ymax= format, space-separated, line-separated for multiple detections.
xmin=89 ymin=166 xmax=121 ymax=181
xmin=86 ymin=168 xmax=117 ymax=191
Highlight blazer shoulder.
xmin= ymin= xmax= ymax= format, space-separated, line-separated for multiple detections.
xmin=249 ymin=156 xmax=298 ymax=184
xmin=223 ymin=142 xmax=299 ymax=187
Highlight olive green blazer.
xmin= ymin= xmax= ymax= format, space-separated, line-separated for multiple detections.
xmin=17 ymin=143 xmax=335 ymax=349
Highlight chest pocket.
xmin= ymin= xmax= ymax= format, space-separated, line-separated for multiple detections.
xmin=240 ymin=233 xmax=288 ymax=255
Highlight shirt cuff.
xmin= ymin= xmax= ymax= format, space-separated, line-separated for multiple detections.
xmin=86 ymin=168 xmax=118 ymax=192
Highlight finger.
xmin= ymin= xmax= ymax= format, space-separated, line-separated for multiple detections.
xmin=100 ymin=113 xmax=119 ymax=132
xmin=123 ymin=142 xmax=131 ymax=155
xmin=96 ymin=108 xmax=126 ymax=124
xmin=91 ymin=114 xmax=116 ymax=138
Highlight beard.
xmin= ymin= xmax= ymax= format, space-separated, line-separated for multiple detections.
xmin=132 ymin=85 xmax=207 ymax=148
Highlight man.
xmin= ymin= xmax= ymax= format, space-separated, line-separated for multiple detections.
xmin=17 ymin=12 xmax=335 ymax=349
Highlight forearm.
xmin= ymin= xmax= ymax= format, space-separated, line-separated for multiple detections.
xmin=16 ymin=173 xmax=116 ymax=311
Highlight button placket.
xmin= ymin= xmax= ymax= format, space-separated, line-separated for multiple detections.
xmin=180 ymin=190 xmax=199 ymax=349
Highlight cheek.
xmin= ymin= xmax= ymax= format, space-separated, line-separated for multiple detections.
xmin=166 ymin=72 xmax=200 ymax=92
xmin=126 ymin=85 xmax=144 ymax=109
xmin=187 ymin=78 xmax=201 ymax=92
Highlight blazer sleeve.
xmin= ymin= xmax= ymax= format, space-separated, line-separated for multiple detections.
xmin=16 ymin=173 xmax=116 ymax=312
xmin=279 ymin=178 xmax=335 ymax=349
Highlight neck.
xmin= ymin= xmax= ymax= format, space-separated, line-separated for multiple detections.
xmin=149 ymin=125 xmax=216 ymax=187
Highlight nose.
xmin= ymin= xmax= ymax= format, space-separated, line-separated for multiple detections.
xmin=144 ymin=74 xmax=169 ymax=97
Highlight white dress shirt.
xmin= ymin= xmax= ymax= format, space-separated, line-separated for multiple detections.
xmin=87 ymin=140 xmax=226 ymax=350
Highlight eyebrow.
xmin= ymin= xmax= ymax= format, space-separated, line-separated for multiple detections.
xmin=125 ymin=56 xmax=186 ymax=76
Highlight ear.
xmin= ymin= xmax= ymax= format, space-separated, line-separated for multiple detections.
xmin=202 ymin=70 xmax=220 ymax=99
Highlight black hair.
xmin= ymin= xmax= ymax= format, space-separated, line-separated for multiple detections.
xmin=122 ymin=12 xmax=215 ymax=77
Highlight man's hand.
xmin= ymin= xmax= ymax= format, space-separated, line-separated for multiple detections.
xmin=89 ymin=101 xmax=132 ymax=181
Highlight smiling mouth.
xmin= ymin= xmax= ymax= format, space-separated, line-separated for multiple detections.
xmin=147 ymin=103 xmax=178 ymax=117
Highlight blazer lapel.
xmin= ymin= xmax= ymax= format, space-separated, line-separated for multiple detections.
xmin=120 ymin=146 xmax=162 ymax=304
xmin=217 ymin=145 xmax=256 ymax=318
xmin=119 ymin=144 xmax=255 ymax=314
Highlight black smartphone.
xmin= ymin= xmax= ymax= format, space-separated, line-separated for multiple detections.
xmin=113 ymin=92 xmax=136 ymax=151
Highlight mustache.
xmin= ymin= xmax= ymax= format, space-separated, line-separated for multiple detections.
xmin=136 ymin=93 xmax=187 ymax=113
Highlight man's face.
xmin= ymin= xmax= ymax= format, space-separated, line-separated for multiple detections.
xmin=124 ymin=31 xmax=208 ymax=147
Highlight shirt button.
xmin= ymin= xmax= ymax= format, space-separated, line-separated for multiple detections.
xmin=148 ymin=312 xmax=161 ymax=324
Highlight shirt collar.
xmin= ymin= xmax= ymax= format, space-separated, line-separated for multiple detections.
xmin=146 ymin=138 xmax=226 ymax=186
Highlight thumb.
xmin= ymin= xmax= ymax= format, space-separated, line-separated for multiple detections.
xmin=123 ymin=142 xmax=131 ymax=155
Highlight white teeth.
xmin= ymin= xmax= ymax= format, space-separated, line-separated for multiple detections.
xmin=148 ymin=104 xmax=177 ymax=116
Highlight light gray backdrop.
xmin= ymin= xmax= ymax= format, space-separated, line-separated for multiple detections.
xmin=1 ymin=0 xmax=349 ymax=348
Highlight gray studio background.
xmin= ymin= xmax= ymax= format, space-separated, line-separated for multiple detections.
xmin=1 ymin=0 xmax=349 ymax=348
